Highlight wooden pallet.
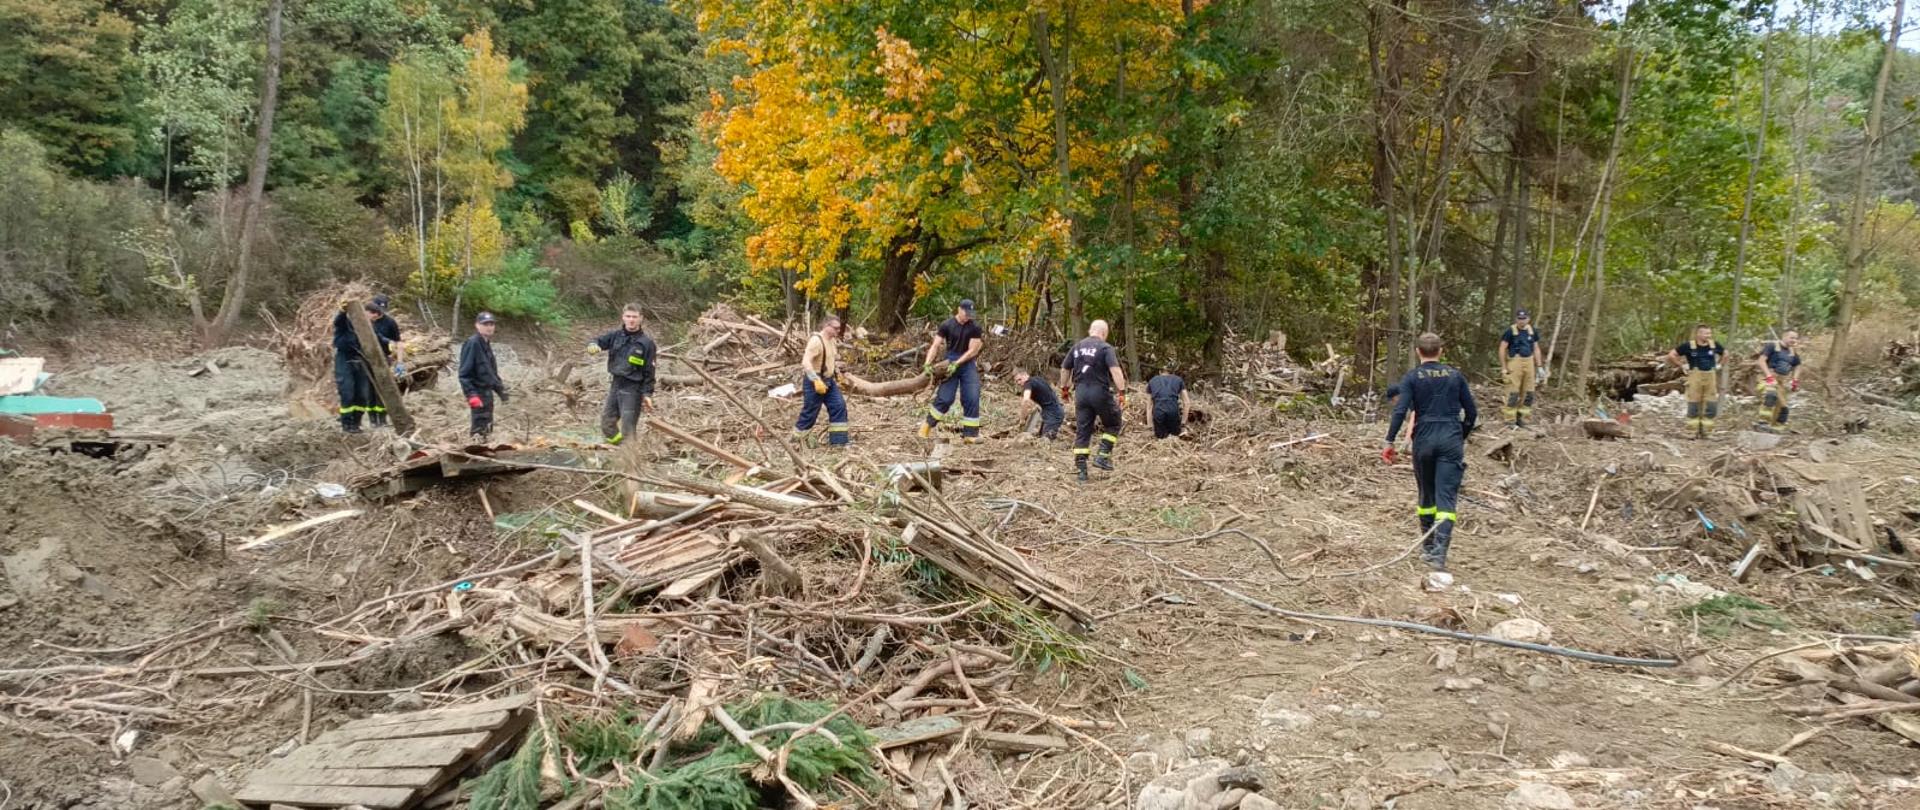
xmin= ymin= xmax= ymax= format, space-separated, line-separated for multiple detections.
xmin=236 ymin=694 xmax=532 ymax=808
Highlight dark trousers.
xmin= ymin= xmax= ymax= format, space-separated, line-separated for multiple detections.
xmin=796 ymin=378 xmax=850 ymax=445
xmin=1072 ymin=385 xmax=1122 ymax=463
xmin=333 ymin=353 xmax=373 ymax=430
xmin=469 ymin=391 xmax=494 ymax=439
xmin=1412 ymin=422 xmax=1465 ymax=555
xmin=1028 ymin=402 xmax=1065 ymax=439
xmin=600 ymin=378 xmax=646 ymax=443
xmin=926 ymin=359 xmax=982 ymax=437
xmin=1151 ymin=405 xmax=1182 ymax=438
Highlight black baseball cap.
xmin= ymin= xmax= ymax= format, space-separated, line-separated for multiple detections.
xmin=475 ymin=311 xmax=497 ymax=324
xmin=958 ymin=299 xmax=975 ymax=315
xmin=368 ymin=294 xmax=390 ymax=312
xmin=1515 ymin=309 xmax=1531 ymax=320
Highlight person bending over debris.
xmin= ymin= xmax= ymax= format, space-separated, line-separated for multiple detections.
xmin=331 ymin=299 xmax=384 ymax=434
xmin=1752 ymin=330 xmax=1802 ymax=433
xmin=1061 ymin=320 xmax=1127 ymax=482
xmin=794 ymin=316 xmax=851 ymax=446
xmin=1666 ymin=324 xmax=1725 ymax=440
xmin=587 ymin=304 xmax=657 ymax=446
xmin=1498 ymin=309 xmax=1541 ymax=428
xmin=1146 ymin=366 xmax=1189 ymax=439
xmin=920 ymin=300 xmax=986 ymax=443
xmin=459 ymin=312 xmax=508 ymax=439
xmin=1013 ymin=366 xmax=1065 ymax=440
xmin=366 ymin=294 xmax=403 ymax=429
xmin=1384 ymin=332 xmax=1477 ymax=571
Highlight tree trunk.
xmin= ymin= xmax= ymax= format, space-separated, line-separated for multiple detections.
xmin=1031 ymin=9 xmax=1081 ymax=339
xmin=1730 ymin=6 xmax=1775 ymax=336
xmin=876 ymin=228 xmax=921 ymax=334
xmin=1827 ymin=0 xmax=1903 ymax=389
xmin=1116 ymin=38 xmax=1141 ymax=382
xmin=1366 ymin=0 xmax=1409 ymax=383
xmin=210 ymin=0 xmax=285 ymax=345
xmin=1575 ymin=45 xmax=1637 ymax=397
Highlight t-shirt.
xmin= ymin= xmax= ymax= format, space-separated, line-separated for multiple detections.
xmin=1762 ymin=342 xmax=1801 ymax=376
xmin=936 ymin=318 xmax=985 ymax=363
xmin=1501 ymin=326 xmax=1540 ymax=358
xmin=1676 ymin=340 xmax=1726 ymax=372
xmin=1064 ymin=337 xmax=1119 ymax=390
xmin=1146 ymin=374 xmax=1185 ymax=408
xmin=1023 ymin=376 xmax=1061 ymax=410
xmin=372 ymin=316 xmax=402 ymax=358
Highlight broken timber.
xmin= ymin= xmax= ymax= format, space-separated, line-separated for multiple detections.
xmin=344 ymin=302 xmax=414 ymax=435
xmin=350 ymin=446 xmax=579 ymax=499
xmin=896 ymin=499 xmax=1092 ymax=627
xmin=236 ymin=694 xmax=531 ymax=809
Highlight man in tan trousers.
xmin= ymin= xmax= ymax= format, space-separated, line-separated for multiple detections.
xmin=1667 ymin=324 xmax=1726 ymax=439
xmin=1498 ymin=309 xmax=1542 ymax=428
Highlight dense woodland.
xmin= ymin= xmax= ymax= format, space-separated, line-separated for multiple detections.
xmin=2 ymin=0 xmax=1918 ymax=390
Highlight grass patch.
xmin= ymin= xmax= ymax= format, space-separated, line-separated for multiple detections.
xmin=1156 ymin=506 xmax=1202 ymax=529
xmin=605 ymin=696 xmax=877 ymax=810
xmin=244 ymin=597 xmax=283 ymax=631
xmin=1675 ymin=594 xmax=1788 ymax=637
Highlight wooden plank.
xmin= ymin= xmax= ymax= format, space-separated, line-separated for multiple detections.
xmin=658 ymin=564 xmax=728 ymax=599
xmin=343 ymin=301 xmax=414 ymax=435
xmin=237 ymin=510 xmax=363 ymax=551
xmin=338 ymin=694 xmax=532 ymax=730
xmin=243 ymin=766 xmax=440 ymax=788
xmin=314 ymin=711 xmax=514 ymax=745
xmin=272 ymin=732 xmax=492 ymax=770
xmin=871 ymin=715 xmax=964 ymax=749
xmin=235 ymin=783 xmax=415 ymax=808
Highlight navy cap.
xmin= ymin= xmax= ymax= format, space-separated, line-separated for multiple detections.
xmin=1515 ymin=309 xmax=1531 ymax=320
xmin=958 ymin=299 xmax=975 ymax=315
xmin=475 ymin=311 xmax=497 ymax=324
xmin=368 ymin=294 xmax=391 ymax=312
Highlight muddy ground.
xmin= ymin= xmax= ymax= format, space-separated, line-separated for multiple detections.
xmin=3 ymin=328 xmax=1920 ymax=809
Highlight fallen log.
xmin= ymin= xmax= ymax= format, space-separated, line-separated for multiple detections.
xmin=843 ymin=372 xmax=931 ymax=398
xmin=1582 ymin=418 xmax=1630 ymax=440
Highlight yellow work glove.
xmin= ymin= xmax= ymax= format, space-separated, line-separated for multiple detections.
xmin=812 ymin=377 xmax=828 ymax=395
xmin=586 ymin=344 xmax=602 ymax=355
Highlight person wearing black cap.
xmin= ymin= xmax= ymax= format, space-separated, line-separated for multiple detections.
xmin=459 ymin=312 xmax=508 ymax=439
xmin=586 ymin=303 xmax=656 ymax=445
xmin=364 ymin=294 xmax=403 ymax=429
xmin=920 ymin=300 xmax=986 ymax=443
xmin=1498 ymin=309 xmax=1542 ymax=428
xmin=330 ymin=298 xmax=386 ymax=434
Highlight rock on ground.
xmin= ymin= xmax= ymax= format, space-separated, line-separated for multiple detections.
xmin=1505 ymin=782 xmax=1576 ymax=809
xmin=1489 ymin=618 xmax=1553 ymax=644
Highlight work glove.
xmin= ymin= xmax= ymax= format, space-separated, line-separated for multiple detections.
xmin=1059 ymin=385 xmax=1071 ymax=402
xmin=812 ymin=376 xmax=828 ymax=395
xmin=1381 ymin=445 xmax=1397 ymax=465
xmin=467 ymin=395 xmax=483 ymax=409
xmin=393 ymin=362 xmax=407 ymax=377
xmin=1790 ymin=378 xmax=1800 ymax=392
xmin=1117 ymin=392 xmax=1128 ymax=410
xmin=946 ymin=361 xmax=959 ymax=376
xmin=1765 ymin=374 xmax=1777 ymax=387
xmin=586 ymin=344 xmax=602 ymax=355
xmin=496 ymin=387 xmax=510 ymax=403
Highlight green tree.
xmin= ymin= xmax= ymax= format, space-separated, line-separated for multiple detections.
xmin=0 ymin=0 xmax=140 ymax=176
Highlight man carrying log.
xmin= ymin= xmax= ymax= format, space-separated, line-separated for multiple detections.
xmin=1013 ymin=366 xmax=1065 ymax=440
xmin=919 ymin=300 xmax=985 ymax=443
xmin=585 ymin=303 xmax=656 ymax=446
xmin=331 ymin=298 xmax=387 ymax=434
xmin=1384 ymin=332 xmax=1476 ymax=571
xmin=1061 ymin=320 xmax=1127 ymax=482
xmin=459 ymin=312 xmax=508 ymax=440
xmin=794 ymin=316 xmax=850 ymax=447
xmin=1752 ymin=329 xmax=1802 ymax=433
xmin=1666 ymin=324 xmax=1726 ymax=440
xmin=365 ymin=295 xmax=405 ymax=429
xmin=1498 ymin=309 xmax=1541 ymax=428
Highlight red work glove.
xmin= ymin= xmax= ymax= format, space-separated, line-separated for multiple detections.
xmin=1059 ymin=385 xmax=1071 ymax=402
xmin=1381 ymin=445 xmax=1397 ymax=465
xmin=1765 ymin=374 xmax=1777 ymax=387
xmin=1790 ymin=378 xmax=1799 ymax=392
xmin=1118 ymin=393 xmax=1129 ymax=410
xmin=467 ymin=395 xmax=483 ymax=409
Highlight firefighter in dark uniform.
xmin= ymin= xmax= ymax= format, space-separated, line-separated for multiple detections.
xmin=1498 ymin=309 xmax=1541 ymax=427
xmin=795 ymin=316 xmax=851 ymax=446
xmin=920 ymin=300 xmax=986 ymax=442
xmin=587 ymin=303 xmax=657 ymax=445
xmin=330 ymin=299 xmax=384 ymax=434
xmin=1384 ymin=332 xmax=1477 ymax=571
xmin=459 ymin=311 xmax=508 ymax=439
xmin=1666 ymin=324 xmax=1725 ymax=439
xmin=1752 ymin=330 xmax=1802 ymax=432
xmin=1059 ymin=319 xmax=1128 ymax=482
xmin=366 ymin=294 xmax=403 ymax=429
xmin=1014 ymin=367 xmax=1065 ymax=440
xmin=1146 ymin=367 xmax=1188 ymax=439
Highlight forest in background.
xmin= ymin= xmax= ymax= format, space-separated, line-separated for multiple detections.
xmin=2 ymin=0 xmax=1919 ymax=391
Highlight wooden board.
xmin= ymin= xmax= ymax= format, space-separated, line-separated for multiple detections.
xmin=238 ymin=694 xmax=530 ymax=809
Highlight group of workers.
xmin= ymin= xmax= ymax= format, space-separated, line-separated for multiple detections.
xmin=793 ymin=301 xmax=1193 ymax=482
xmin=337 ymin=298 xmax=1808 ymax=580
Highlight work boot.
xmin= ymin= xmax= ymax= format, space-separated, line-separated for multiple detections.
xmin=1075 ymin=457 xmax=1089 ymax=483
xmin=1092 ymin=455 xmax=1113 ymax=471
xmin=343 ymin=425 xmax=362 ymax=435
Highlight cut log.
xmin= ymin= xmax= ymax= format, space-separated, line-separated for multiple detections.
xmin=735 ymin=530 xmax=803 ymax=597
xmin=344 ymin=303 xmax=414 ymax=434
xmin=1582 ymin=418 xmax=1630 ymax=440
xmin=843 ymin=372 xmax=932 ymax=398
xmin=649 ymin=419 xmax=760 ymax=470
